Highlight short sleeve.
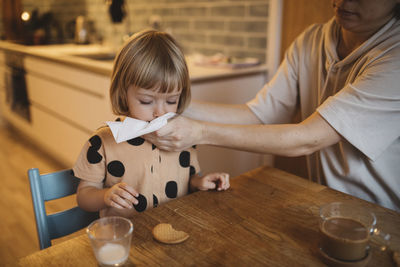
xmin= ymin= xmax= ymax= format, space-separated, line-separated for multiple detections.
xmin=73 ymin=134 xmax=106 ymax=182
xmin=246 ymin=59 xmax=298 ymax=124
xmin=246 ymin=24 xmax=322 ymax=124
xmin=317 ymin=50 xmax=400 ymax=161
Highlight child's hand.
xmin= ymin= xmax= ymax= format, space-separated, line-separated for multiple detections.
xmin=192 ymin=172 xmax=230 ymax=191
xmin=104 ymin=182 xmax=139 ymax=209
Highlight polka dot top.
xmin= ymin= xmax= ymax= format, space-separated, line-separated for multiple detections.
xmin=73 ymin=125 xmax=200 ymax=218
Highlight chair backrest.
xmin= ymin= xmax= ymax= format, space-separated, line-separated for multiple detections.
xmin=28 ymin=168 xmax=99 ymax=250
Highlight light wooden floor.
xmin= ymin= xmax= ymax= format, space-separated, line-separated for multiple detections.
xmin=0 ymin=118 xmax=85 ymax=264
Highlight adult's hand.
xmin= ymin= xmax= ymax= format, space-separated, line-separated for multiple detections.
xmin=145 ymin=115 xmax=203 ymax=151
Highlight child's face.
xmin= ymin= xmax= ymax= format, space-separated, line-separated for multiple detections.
xmin=127 ymin=85 xmax=181 ymax=121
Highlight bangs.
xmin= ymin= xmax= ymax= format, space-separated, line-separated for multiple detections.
xmin=131 ymin=61 xmax=186 ymax=93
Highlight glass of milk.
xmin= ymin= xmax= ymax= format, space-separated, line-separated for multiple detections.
xmin=87 ymin=216 xmax=133 ymax=266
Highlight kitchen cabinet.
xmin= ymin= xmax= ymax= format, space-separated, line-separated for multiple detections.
xmin=0 ymin=42 xmax=268 ymax=176
xmin=24 ymin=56 xmax=114 ymax=165
xmin=0 ymin=49 xmax=114 ymax=165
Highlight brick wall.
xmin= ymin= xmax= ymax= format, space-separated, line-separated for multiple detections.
xmin=4 ymin=0 xmax=270 ymax=63
xmin=87 ymin=0 xmax=269 ymax=63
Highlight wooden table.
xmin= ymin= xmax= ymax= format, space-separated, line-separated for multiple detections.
xmin=19 ymin=166 xmax=400 ymax=266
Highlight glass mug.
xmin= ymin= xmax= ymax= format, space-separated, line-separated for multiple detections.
xmin=87 ymin=216 xmax=133 ymax=267
xmin=319 ymin=202 xmax=390 ymax=262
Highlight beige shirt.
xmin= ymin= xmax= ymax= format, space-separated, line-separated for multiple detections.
xmin=248 ymin=18 xmax=400 ymax=211
xmin=73 ymin=125 xmax=200 ymax=218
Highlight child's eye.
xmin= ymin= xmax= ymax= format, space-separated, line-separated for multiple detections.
xmin=139 ymin=100 xmax=152 ymax=105
xmin=167 ymin=101 xmax=177 ymax=105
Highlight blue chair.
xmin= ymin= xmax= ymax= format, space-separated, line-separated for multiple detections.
xmin=28 ymin=168 xmax=99 ymax=249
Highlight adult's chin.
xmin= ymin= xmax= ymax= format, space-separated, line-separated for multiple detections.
xmin=334 ymin=15 xmax=362 ymax=32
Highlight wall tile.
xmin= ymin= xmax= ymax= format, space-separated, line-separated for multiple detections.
xmin=178 ymin=7 xmax=208 ymax=16
xmin=210 ymin=5 xmax=246 ymax=17
xmin=248 ymin=36 xmax=267 ymax=49
xmin=249 ymin=3 xmax=269 ymax=17
xmin=209 ymin=34 xmax=245 ymax=47
xmin=194 ymin=20 xmax=226 ymax=31
xmin=175 ymin=32 xmax=207 ymax=43
xmin=229 ymin=20 xmax=267 ymax=33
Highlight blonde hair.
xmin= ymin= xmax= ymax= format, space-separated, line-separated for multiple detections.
xmin=110 ymin=29 xmax=191 ymax=115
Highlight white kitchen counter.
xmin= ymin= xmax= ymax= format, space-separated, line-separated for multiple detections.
xmin=0 ymin=41 xmax=267 ymax=82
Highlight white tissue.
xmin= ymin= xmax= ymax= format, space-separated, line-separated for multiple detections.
xmin=106 ymin=112 xmax=176 ymax=143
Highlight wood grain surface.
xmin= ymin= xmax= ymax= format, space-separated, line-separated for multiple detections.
xmin=18 ymin=166 xmax=400 ymax=266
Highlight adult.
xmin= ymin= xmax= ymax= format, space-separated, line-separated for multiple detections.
xmin=146 ymin=0 xmax=400 ymax=211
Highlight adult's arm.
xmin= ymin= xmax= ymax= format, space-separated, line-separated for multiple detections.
xmin=183 ymin=100 xmax=262 ymax=124
xmin=147 ymin=111 xmax=341 ymax=156
xmin=146 ymin=24 xmax=331 ymax=154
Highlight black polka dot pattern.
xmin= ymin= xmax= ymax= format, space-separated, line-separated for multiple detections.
xmin=89 ymin=135 xmax=102 ymax=147
xmin=107 ymin=160 xmax=125 ymax=177
xmin=87 ymin=135 xmax=103 ymax=164
xmin=165 ymin=181 xmax=178 ymax=198
xmin=153 ymin=194 xmax=159 ymax=208
xmin=190 ymin=165 xmax=196 ymax=176
xmin=127 ymin=137 xmax=145 ymax=146
xmin=179 ymin=151 xmax=190 ymax=168
xmin=134 ymin=194 xmax=147 ymax=212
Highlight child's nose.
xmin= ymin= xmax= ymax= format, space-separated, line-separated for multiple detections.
xmin=153 ymin=105 xmax=166 ymax=118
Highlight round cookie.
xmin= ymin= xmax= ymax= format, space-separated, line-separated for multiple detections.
xmin=152 ymin=223 xmax=189 ymax=244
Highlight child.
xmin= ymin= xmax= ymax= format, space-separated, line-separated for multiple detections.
xmin=73 ymin=29 xmax=230 ymax=218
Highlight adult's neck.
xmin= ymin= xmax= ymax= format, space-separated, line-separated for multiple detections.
xmin=337 ymin=17 xmax=393 ymax=60
xmin=337 ymin=30 xmax=370 ymax=59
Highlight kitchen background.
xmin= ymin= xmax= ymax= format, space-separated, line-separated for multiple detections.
xmin=0 ymin=0 xmax=335 ymax=263
xmin=1 ymin=0 xmax=270 ymax=63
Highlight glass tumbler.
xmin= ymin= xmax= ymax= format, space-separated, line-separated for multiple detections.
xmin=87 ymin=216 xmax=133 ymax=266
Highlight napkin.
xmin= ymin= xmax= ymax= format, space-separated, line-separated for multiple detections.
xmin=106 ymin=112 xmax=176 ymax=143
